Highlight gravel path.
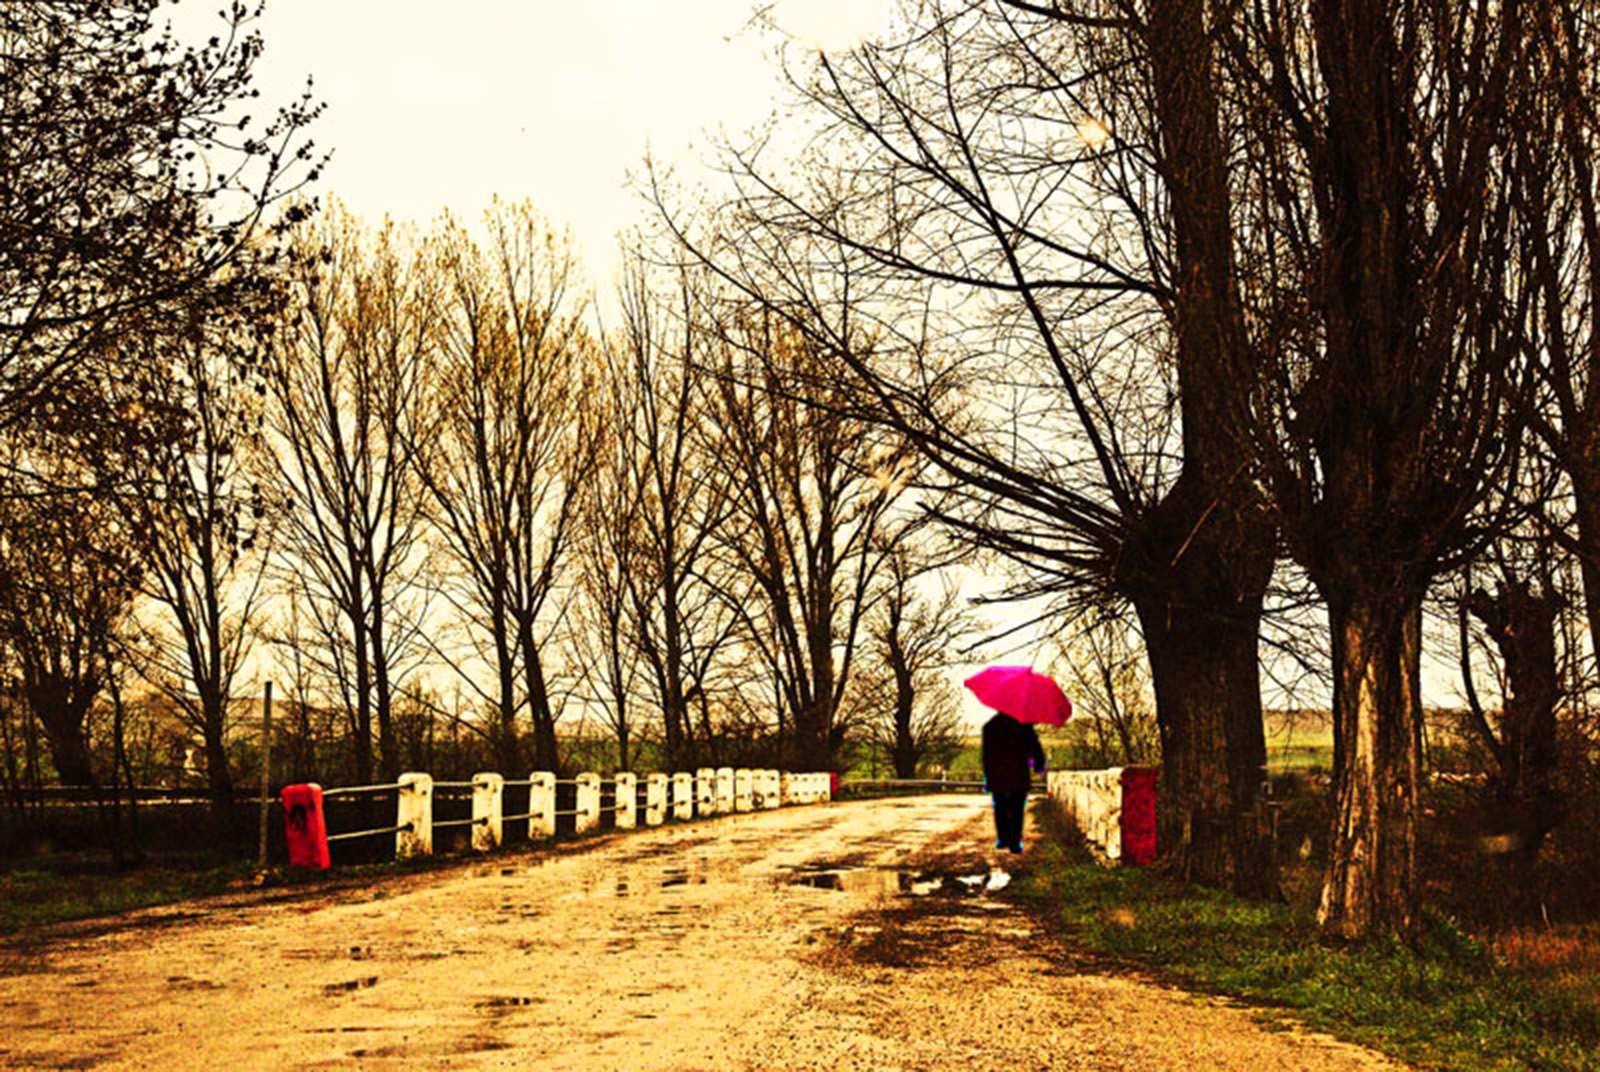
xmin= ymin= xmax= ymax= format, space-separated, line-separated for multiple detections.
xmin=0 ymin=795 xmax=1404 ymax=1070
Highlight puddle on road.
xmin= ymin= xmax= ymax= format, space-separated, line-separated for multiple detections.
xmin=322 ymin=975 xmax=379 ymax=995
xmin=784 ymin=866 xmax=1011 ymax=897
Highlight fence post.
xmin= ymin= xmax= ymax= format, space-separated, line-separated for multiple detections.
xmin=695 ymin=768 xmax=714 ymax=817
xmin=576 ymin=772 xmax=601 ymax=834
xmin=1120 ymin=766 xmax=1158 ymax=865
xmin=734 ymin=769 xmax=752 ymax=812
xmin=820 ymin=771 xmax=833 ymax=803
xmin=280 ymin=783 xmax=329 ymax=870
xmin=1102 ymin=769 xmax=1123 ymax=859
xmin=674 ymin=772 xmax=693 ymax=819
xmin=715 ymin=767 xmax=734 ymax=814
xmin=472 ymin=772 xmax=504 ymax=852
xmin=529 ymin=771 xmax=556 ymax=840
xmin=645 ymin=773 xmax=667 ymax=826
xmin=615 ymin=773 xmax=637 ymax=830
xmin=396 ymin=772 xmax=433 ymax=859
xmin=780 ymin=771 xmax=795 ymax=805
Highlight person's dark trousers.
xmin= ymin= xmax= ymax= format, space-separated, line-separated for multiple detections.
xmin=991 ymin=790 xmax=1027 ymax=851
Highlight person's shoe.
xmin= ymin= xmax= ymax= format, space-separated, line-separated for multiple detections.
xmin=995 ymin=839 xmax=1006 ymax=850
xmin=1008 ymin=843 xmax=1025 ymax=854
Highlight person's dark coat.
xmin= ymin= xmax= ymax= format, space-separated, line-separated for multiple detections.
xmin=981 ymin=712 xmax=1046 ymax=793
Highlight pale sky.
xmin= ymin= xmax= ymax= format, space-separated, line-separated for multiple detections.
xmin=184 ymin=0 xmax=891 ymax=292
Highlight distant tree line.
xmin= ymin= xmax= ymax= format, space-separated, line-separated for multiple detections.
xmin=0 ymin=4 xmax=974 ymax=865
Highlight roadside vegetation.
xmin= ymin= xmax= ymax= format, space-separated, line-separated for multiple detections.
xmin=1021 ymin=801 xmax=1600 ymax=1071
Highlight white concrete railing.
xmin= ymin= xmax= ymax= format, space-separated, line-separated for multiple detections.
xmin=301 ymin=768 xmax=833 ymax=864
xmin=1045 ymin=766 xmax=1158 ymax=866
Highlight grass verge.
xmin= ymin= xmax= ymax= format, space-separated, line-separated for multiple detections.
xmin=1016 ymin=801 xmax=1600 ymax=1071
xmin=0 ymin=855 xmax=272 ymax=932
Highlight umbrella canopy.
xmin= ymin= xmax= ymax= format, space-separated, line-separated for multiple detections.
xmin=964 ymin=665 xmax=1074 ymax=726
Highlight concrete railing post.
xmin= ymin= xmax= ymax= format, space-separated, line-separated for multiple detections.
xmin=695 ymin=768 xmax=715 ymax=817
xmin=615 ymin=772 xmax=638 ymax=830
xmin=396 ymin=772 xmax=433 ymax=859
xmin=715 ymin=767 xmax=734 ymax=814
xmin=759 ymin=769 xmax=779 ymax=809
xmin=780 ymin=771 xmax=795 ymax=805
xmin=576 ymin=772 xmax=601 ymax=834
xmin=528 ymin=771 xmax=556 ymax=840
xmin=645 ymin=773 xmax=667 ymax=826
xmin=471 ymin=772 xmax=504 ymax=852
xmin=1103 ymin=769 xmax=1124 ymax=858
xmin=819 ymin=771 xmax=832 ymax=803
xmin=673 ymin=772 xmax=693 ymax=820
xmin=734 ymin=768 xmax=753 ymax=812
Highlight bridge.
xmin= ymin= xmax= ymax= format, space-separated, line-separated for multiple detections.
xmin=0 ymin=782 xmax=1396 ymax=1071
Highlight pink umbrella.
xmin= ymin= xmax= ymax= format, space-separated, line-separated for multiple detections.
xmin=964 ymin=665 xmax=1074 ymax=726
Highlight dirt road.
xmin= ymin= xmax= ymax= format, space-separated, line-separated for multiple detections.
xmin=0 ymin=795 xmax=1402 ymax=1070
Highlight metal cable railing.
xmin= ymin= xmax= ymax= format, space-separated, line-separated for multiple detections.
xmin=297 ymin=768 xmax=834 ymax=869
xmin=327 ymin=820 xmax=414 ymax=843
xmin=432 ymin=816 xmax=490 ymax=830
xmin=323 ymin=782 xmax=403 ymax=798
xmin=843 ymin=778 xmax=985 ymax=790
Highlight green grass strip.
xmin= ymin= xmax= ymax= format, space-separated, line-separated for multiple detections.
xmin=1017 ymin=804 xmax=1600 ymax=1071
xmin=0 ymin=858 xmax=264 ymax=932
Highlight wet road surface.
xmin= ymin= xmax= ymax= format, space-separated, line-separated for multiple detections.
xmin=0 ymin=795 xmax=1403 ymax=1070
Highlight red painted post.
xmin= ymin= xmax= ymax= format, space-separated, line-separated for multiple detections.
xmin=1119 ymin=766 xmax=1158 ymax=866
xmin=281 ymin=784 xmax=330 ymax=870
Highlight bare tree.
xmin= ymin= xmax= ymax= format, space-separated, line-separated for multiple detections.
xmin=661 ymin=0 xmax=1277 ymax=892
xmin=704 ymin=307 xmax=909 ymax=769
xmin=1510 ymin=0 xmax=1600 ymax=685
xmin=867 ymin=544 xmax=982 ymax=778
xmin=1226 ymin=0 xmax=1534 ymax=938
xmin=586 ymin=261 xmax=745 ymax=768
xmin=121 ymin=315 xmax=273 ymax=816
xmin=268 ymin=208 xmax=434 ymax=785
xmin=417 ymin=203 xmax=597 ymax=774
xmin=1052 ymin=608 xmax=1160 ymax=767
xmin=0 ymin=459 xmax=138 ymax=786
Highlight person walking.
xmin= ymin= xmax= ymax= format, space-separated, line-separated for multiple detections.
xmin=981 ymin=709 xmax=1046 ymax=853
xmin=966 ymin=665 xmax=1072 ymax=855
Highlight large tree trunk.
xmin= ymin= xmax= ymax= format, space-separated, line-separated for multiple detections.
xmin=1468 ymin=579 xmax=1564 ymax=873
xmin=200 ymin=689 xmax=235 ymax=815
xmin=346 ymin=565 xmax=374 ymax=788
xmin=890 ymin=656 xmax=917 ymax=780
xmin=1129 ymin=0 xmax=1276 ymax=898
xmin=369 ymin=606 xmax=399 ymax=783
xmin=1317 ymin=592 xmax=1423 ymax=942
xmin=491 ymin=596 xmax=520 ymax=776
xmin=39 ymin=704 xmax=94 ymax=787
xmin=1131 ymin=486 xmax=1275 ymax=898
xmin=521 ymin=631 xmax=560 ymax=774
xmin=28 ymin=679 xmax=96 ymax=787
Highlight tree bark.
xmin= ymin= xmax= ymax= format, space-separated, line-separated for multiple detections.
xmin=1317 ymin=592 xmax=1423 ymax=942
xmin=1468 ymin=579 xmax=1564 ymax=870
xmin=1132 ymin=0 xmax=1278 ymax=898
xmin=369 ymin=607 xmax=399 ymax=783
xmin=1130 ymin=475 xmax=1275 ymax=897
